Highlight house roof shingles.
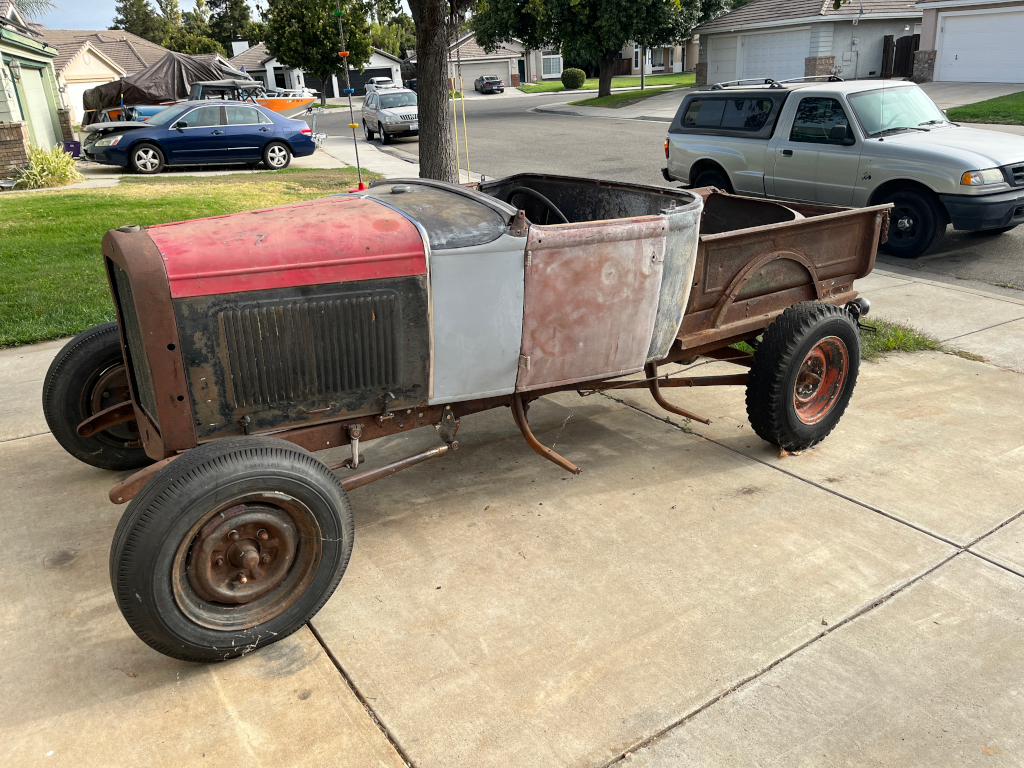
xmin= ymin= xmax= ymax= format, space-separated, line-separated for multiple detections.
xmin=694 ymin=0 xmax=921 ymax=34
xmin=35 ymin=29 xmax=169 ymax=74
xmin=229 ymin=42 xmax=272 ymax=71
xmin=450 ymin=33 xmax=519 ymax=59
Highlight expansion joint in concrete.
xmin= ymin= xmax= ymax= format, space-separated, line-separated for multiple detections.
xmin=307 ymin=621 xmax=417 ymax=768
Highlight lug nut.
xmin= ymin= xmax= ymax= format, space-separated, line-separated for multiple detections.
xmin=237 ymin=573 xmax=248 ymax=584
xmin=229 ymin=530 xmax=240 ymax=541
xmin=262 ymin=554 xmax=271 ymax=564
xmin=257 ymin=529 xmax=269 ymax=541
xmin=215 ymin=556 xmax=224 ymax=566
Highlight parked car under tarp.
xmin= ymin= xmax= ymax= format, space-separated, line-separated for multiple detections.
xmin=81 ymin=51 xmax=231 ymax=126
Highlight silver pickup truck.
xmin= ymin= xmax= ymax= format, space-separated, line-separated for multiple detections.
xmin=663 ymin=79 xmax=1024 ymax=258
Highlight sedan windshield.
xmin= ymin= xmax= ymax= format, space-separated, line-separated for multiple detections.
xmin=848 ymin=86 xmax=947 ymax=136
xmin=145 ymin=104 xmax=192 ymax=126
xmin=380 ymin=92 xmax=417 ymax=109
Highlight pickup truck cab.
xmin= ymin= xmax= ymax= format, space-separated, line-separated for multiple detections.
xmin=664 ymin=79 xmax=1024 ymax=257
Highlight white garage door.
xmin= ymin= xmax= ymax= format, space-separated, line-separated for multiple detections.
xmin=741 ymin=29 xmax=811 ymax=82
xmin=64 ymin=81 xmax=109 ymax=125
xmin=707 ymin=35 xmax=738 ymax=85
xmin=22 ymin=68 xmax=57 ymax=148
xmin=453 ymin=62 xmax=510 ymax=90
xmin=936 ymin=10 xmax=1024 ymax=83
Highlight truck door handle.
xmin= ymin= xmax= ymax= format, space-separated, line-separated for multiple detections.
xmin=782 ymin=149 xmax=793 ymax=157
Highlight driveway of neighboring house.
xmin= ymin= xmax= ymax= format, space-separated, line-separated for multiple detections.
xmin=918 ymin=81 xmax=1024 ymax=110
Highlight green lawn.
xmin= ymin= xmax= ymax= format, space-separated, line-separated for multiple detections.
xmin=568 ymin=86 xmax=685 ymax=109
xmin=0 ymin=168 xmax=379 ymax=347
xmin=947 ymin=91 xmax=1024 ymax=125
xmin=518 ymin=71 xmax=694 ymax=94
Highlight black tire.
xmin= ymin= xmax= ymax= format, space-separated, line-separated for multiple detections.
xmin=110 ymin=436 xmax=354 ymax=663
xmin=262 ymin=141 xmax=291 ymax=170
xmin=378 ymin=123 xmax=391 ymax=145
xmin=880 ymin=188 xmax=945 ymax=258
xmin=363 ymin=120 xmax=374 ymax=140
xmin=692 ymin=168 xmax=732 ymax=193
xmin=746 ymin=302 xmax=860 ymax=451
xmin=128 ymin=143 xmax=164 ymax=175
xmin=42 ymin=322 xmax=153 ymax=471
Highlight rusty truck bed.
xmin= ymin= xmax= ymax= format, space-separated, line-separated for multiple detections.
xmin=675 ymin=188 xmax=890 ymax=357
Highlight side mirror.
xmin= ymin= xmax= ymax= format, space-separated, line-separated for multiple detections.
xmin=172 ymin=121 xmax=185 ymax=131
xmin=830 ymin=124 xmax=855 ymax=145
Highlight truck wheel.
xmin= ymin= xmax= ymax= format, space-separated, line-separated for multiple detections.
xmin=746 ymin=302 xmax=860 ymax=451
xmin=692 ymin=168 xmax=732 ymax=193
xmin=42 ymin=322 xmax=152 ymax=471
xmin=109 ymin=435 xmax=353 ymax=663
xmin=879 ymin=189 xmax=944 ymax=258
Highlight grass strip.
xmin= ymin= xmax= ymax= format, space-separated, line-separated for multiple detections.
xmin=0 ymin=168 xmax=379 ymax=348
xmin=946 ymin=91 xmax=1024 ymax=125
xmin=518 ymin=72 xmax=694 ymax=94
xmin=568 ymin=86 xmax=684 ymax=109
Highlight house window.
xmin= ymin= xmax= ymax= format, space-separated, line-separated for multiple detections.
xmin=669 ymin=48 xmax=674 ymax=68
xmin=542 ymin=51 xmax=562 ymax=78
xmin=634 ymin=45 xmax=640 ymax=69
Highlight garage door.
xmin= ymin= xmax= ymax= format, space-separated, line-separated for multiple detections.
xmin=741 ymin=29 xmax=811 ymax=82
xmin=21 ymin=68 xmax=57 ymax=148
xmin=348 ymin=67 xmax=396 ymax=96
xmin=452 ymin=62 xmax=509 ymax=90
xmin=707 ymin=35 xmax=738 ymax=85
xmin=936 ymin=10 xmax=1024 ymax=83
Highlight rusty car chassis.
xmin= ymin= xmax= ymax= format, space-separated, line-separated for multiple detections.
xmin=45 ymin=174 xmax=888 ymax=662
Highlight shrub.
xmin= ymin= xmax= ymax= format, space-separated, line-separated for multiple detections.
xmin=15 ymin=144 xmax=83 ymax=190
xmin=561 ymin=68 xmax=586 ymax=90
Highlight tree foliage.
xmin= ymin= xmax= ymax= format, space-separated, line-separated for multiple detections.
xmin=262 ymin=0 xmax=372 ymax=103
xmin=473 ymin=0 xmax=685 ymax=97
xmin=10 ymin=0 xmax=57 ymax=20
xmin=370 ymin=13 xmax=416 ymax=58
xmin=207 ymin=0 xmax=252 ymax=48
xmin=110 ymin=0 xmax=167 ymax=43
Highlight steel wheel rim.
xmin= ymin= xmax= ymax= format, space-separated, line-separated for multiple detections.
xmin=793 ymin=336 xmax=849 ymax=425
xmin=135 ymin=148 xmax=158 ymax=171
xmin=267 ymin=146 xmax=287 ymax=167
xmin=172 ymin=493 xmax=322 ymax=631
xmin=84 ymin=363 xmax=139 ymax=446
xmin=890 ymin=204 xmax=919 ymax=245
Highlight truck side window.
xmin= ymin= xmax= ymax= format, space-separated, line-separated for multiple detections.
xmin=683 ymin=98 xmax=772 ymax=130
xmin=790 ymin=98 xmax=851 ymax=144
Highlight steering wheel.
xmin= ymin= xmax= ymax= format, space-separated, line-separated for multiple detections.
xmin=505 ymin=187 xmax=569 ymax=225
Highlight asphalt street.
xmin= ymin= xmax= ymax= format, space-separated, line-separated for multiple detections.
xmin=310 ymin=91 xmax=1024 ymax=289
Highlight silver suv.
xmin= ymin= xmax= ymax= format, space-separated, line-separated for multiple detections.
xmin=664 ymin=80 xmax=1024 ymax=258
xmin=361 ymin=88 xmax=418 ymax=145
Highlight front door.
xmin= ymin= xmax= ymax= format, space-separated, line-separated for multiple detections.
xmin=162 ymin=105 xmax=228 ymax=164
xmin=771 ymin=96 xmax=861 ymax=205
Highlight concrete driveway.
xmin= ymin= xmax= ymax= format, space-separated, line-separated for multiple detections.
xmin=3 ymin=317 xmax=1024 ymax=765
xmin=918 ymin=81 xmax=1024 ymax=109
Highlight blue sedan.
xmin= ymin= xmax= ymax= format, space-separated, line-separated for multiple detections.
xmin=82 ymin=101 xmax=316 ymax=174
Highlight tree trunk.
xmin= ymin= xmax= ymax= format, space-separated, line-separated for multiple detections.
xmin=408 ymin=0 xmax=458 ymax=183
xmin=597 ymin=53 xmax=616 ymax=98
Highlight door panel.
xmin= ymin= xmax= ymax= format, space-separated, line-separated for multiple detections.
xmin=223 ymin=104 xmax=267 ymax=161
xmin=772 ymin=96 xmax=859 ymax=204
xmin=516 ymin=218 xmax=666 ymax=391
xmin=162 ymin=105 xmax=225 ymax=163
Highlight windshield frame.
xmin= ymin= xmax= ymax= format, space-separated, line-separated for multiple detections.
xmin=847 ymin=84 xmax=948 ymax=137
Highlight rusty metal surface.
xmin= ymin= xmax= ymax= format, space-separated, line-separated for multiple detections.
xmin=517 ymin=217 xmax=667 ymax=391
xmin=511 ymin=393 xmax=582 ymax=475
xmin=338 ymin=445 xmax=450 ymax=491
xmin=103 ymin=229 xmax=197 ymax=459
xmin=643 ymin=362 xmax=712 ymax=425
xmin=109 ymin=454 xmax=177 ymax=504
xmin=76 ymin=400 xmax=136 ymax=438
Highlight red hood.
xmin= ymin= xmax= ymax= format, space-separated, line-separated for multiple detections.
xmin=145 ymin=195 xmax=425 ymax=298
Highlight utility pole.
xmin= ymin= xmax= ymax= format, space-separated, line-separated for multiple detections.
xmin=641 ymin=46 xmax=646 ymax=90
xmin=334 ymin=0 xmax=364 ymax=190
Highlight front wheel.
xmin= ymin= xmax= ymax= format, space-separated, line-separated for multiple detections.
xmin=378 ymin=123 xmax=391 ymax=145
xmin=746 ymin=302 xmax=860 ymax=451
xmin=363 ymin=120 xmax=374 ymax=140
xmin=110 ymin=436 xmax=354 ymax=662
xmin=129 ymin=143 xmax=164 ymax=174
xmin=42 ymin=322 xmax=153 ymax=471
xmin=262 ymin=141 xmax=291 ymax=170
xmin=879 ymin=189 xmax=945 ymax=258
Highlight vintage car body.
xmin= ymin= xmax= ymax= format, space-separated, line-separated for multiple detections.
xmin=48 ymin=174 xmax=889 ymax=663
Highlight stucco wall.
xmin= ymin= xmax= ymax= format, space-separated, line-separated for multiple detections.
xmin=829 ymin=18 xmax=921 ymax=79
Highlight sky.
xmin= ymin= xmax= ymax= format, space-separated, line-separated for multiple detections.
xmin=36 ymin=1 xmax=263 ymax=31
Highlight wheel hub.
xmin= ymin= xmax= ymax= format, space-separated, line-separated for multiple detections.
xmin=88 ymin=364 xmax=138 ymax=444
xmin=187 ymin=504 xmax=297 ymax=604
xmin=897 ymin=216 xmax=913 ymax=231
xmin=793 ymin=336 xmax=850 ymax=425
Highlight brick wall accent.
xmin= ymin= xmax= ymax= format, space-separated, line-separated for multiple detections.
xmin=511 ymin=73 xmax=520 ymax=87
xmin=912 ymin=49 xmax=936 ymax=83
xmin=0 ymin=121 xmax=31 ymax=175
xmin=57 ymin=108 xmax=75 ymax=142
xmin=804 ymin=56 xmax=836 ymax=77
xmin=695 ymin=62 xmax=708 ymax=87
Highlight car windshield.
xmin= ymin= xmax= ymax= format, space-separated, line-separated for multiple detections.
xmin=145 ymin=104 xmax=192 ymax=126
xmin=848 ymin=86 xmax=947 ymax=136
xmin=380 ymin=92 xmax=417 ymax=109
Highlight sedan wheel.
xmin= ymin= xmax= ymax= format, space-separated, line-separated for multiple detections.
xmin=262 ymin=142 xmax=291 ymax=170
xmin=130 ymin=144 xmax=164 ymax=175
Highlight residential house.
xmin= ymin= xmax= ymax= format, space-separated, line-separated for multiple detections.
xmin=617 ymin=42 xmax=688 ymax=76
xmin=692 ymin=0 xmax=922 ymax=86
xmin=1 ymin=1 xmax=66 ymax=159
xmin=913 ymin=0 xmax=1023 ymax=83
xmin=446 ymin=33 xmax=523 ymax=87
xmin=231 ymin=40 xmax=403 ymax=97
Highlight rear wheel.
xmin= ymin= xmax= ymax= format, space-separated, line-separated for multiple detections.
xmin=262 ymin=141 xmax=291 ymax=170
xmin=746 ymin=302 xmax=860 ymax=451
xmin=880 ymin=189 xmax=945 ymax=258
xmin=110 ymin=436 xmax=354 ymax=662
xmin=129 ymin=143 xmax=164 ymax=174
xmin=692 ymin=168 xmax=732 ymax=193
xmin=43 ymin=322 xmax=152 ymax=471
